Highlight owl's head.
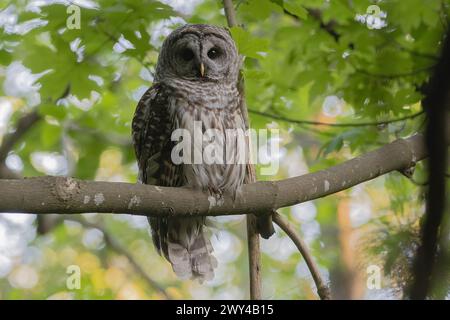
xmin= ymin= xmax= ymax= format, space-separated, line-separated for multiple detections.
xmin=155 ymin=24 xmax=240 ymax=84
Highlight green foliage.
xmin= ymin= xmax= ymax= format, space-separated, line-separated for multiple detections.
xmin=0 ymin=0 xmax=448 ymax=300
xmin=230 ymin=26 xmax=269 ymax=59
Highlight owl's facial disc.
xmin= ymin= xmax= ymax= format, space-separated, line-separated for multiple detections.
xmin=172 ymin=35 xmax=226 ymax=81
xmin=157 ymin=25 xmax=240 ymax=84
xmin=174 ymin=35 xmax=236 ymax=81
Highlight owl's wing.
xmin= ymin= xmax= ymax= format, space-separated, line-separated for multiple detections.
xmin=132 ymin=83 xmax=183 ymax=187
xmin=132 ymin=83 xmax=183 ymax=256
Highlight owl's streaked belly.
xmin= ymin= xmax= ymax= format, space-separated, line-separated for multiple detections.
xmin=168 ymin=86 xmax=247 ymax=196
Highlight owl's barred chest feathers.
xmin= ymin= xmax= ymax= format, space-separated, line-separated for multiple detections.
xmin=165 ymin=79 xmax=247 ymax=195
xmin=167 ymin=78 xmax=240 ymax=110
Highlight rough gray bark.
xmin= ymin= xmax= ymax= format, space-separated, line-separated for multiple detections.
xmin=0 ymin=134 xmax=426 ymax=216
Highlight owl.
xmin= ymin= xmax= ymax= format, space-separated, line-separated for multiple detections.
xmin=132 ymin=24 xmax=247 ymax=282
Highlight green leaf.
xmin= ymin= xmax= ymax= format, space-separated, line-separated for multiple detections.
xmin=229 ymin=27 xmax=269 ymax=59
xmin=39 ymin=104 xmax=67 ymax=120
xmin=0 ymin=50 xmax=12 ymax=66
xmin=40 ymin=123 xmax=62 ymax=148
xmin=241 ymin=0 xmax=283 ymax=20
xmin=283 ymin=0 xmax=308 ymax=19
xmin=322 ymin=135 xmax=343 ymax=156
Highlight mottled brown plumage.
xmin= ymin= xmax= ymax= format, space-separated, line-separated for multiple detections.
xmin=132 ymin=24 xmax=246 ymax=281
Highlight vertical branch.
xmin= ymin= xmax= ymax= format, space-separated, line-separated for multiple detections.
xmin=242 ymin=95 xmax=263 ymax=300
xmin=223 ymin=0 xmax=238 ymax=27
xmin=222 ymin=0 xmax=262 ymax=299
xmin=409 ymin=26 xmax=450 ymax=299
xmin=246 ymin=212 xmax=262 ymax=299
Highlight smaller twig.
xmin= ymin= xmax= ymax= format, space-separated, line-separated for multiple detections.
xmin=408 ymin=177 xmax=429 ymax=186
xmin=85 ymin=12 xmax=133 ymax=58
xmin=0 ymin=84 xmax=70 ymax=164
xmin=66 ymin=123 xmax=132 ymax=147
xmin=397 ymin=45 xmax=439 ymax=61
xmin=354 ymin=66 xmax=434 ymax=80
xmin=0 ymin=111 xmax=41 ymax=163
xmin=284 ymin=8 xmax=340 ymax=42
xmin=249 ymin=109 xmax=424 ymax=127
xmin=96 ymin=26 xmax=153 ymax=74
xmin=235 ymin=0 xmax=246 ymax=10
xmin=64 ymin=216 xmax=171 ymax=299
xmin=272 ymin=212 xmax=331 ymax=300
xmin=408 ymin=174 xmax=450 ymax=188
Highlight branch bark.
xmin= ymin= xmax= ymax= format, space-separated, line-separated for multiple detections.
xmin=222 ymin=0 xmax=238 ymax=27
xmin=0 ymin=134 xmax=427 ymax=216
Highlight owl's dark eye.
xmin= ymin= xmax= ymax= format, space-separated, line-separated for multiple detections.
xmin=180 ymin=48 xmax=194 ymax=61
xmin=207 ymin=47 xmax=221 ymax=60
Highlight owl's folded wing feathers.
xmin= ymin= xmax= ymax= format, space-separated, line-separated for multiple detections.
xmin=132 ymin=83 xmax=182 ymax=257
xmin=132 ymin=83 xmax=216 ymax=282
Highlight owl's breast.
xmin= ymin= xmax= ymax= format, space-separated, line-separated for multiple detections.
xmin=167 ymin=83 xmax=247 ymax=194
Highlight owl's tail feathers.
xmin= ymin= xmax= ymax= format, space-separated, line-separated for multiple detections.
xmin=166 ymin=220 xmax=218 ymax=282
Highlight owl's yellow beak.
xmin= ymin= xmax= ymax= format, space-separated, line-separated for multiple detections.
xmin=200 ymin=63 xmax=205 ymax=77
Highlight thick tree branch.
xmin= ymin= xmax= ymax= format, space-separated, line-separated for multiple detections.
xmin=0 ymin=164 xmax=21 ymax=179
xmin=0 ymin=134 xmax=426 ymax=215
xmin=272 ymin=213 xmax=331 ymax=300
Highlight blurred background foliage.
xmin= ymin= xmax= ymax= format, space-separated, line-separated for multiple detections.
xmin=0 ymin=0 xmax=448 ymax=299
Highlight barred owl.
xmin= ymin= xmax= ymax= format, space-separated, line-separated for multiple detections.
xmin=132 ymin=24 xmax=247 ymax=281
